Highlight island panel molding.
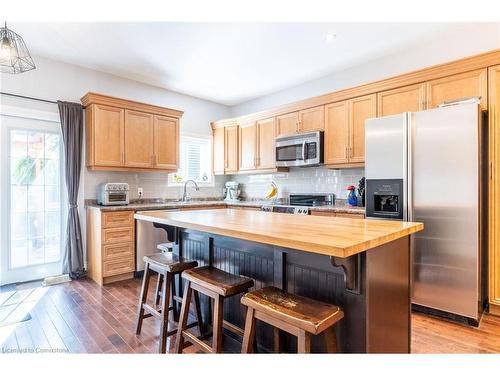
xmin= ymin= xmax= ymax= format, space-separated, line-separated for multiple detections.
xmin=133 ymin=208 xmax=423 ymax=258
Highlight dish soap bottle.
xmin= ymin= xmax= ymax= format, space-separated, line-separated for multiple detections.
xmin=347 ymin=185 xmax=358 ymax=206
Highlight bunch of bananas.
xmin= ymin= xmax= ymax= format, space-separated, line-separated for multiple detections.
xmin=265 ymin=181 xmax=278 ymax=200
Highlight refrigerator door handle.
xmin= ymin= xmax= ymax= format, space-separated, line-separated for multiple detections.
xmin=407 ymin=112 xmax=413 ymax=223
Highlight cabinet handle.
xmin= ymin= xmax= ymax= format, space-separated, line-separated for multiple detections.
xmin=345 ymin=147 xmax=348 ymax=159
xmin=121 ymin=152 xmax=125 ymax=163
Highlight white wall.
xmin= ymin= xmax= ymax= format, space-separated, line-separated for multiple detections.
xmin=1 ymin=55 xmax=231 ymax=269
xmin=231 ymin=23 xmax=500 ymax=116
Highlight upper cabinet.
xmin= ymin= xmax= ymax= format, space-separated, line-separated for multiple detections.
xmin=82 ymin=92 xmax=183 ymax=172
xmin=90 ymin=104 xmax=125 ymax=167
xmin=225 ymin=125 xmax=239 ymax=173
xmin=349 ymin=94 xmax=377 ymax=163
xmin=256 ymin=117 xmax=276 ymax=169
xmin=377 ymin=83 xmax=426 ymax=116
xmin=154 ymin=115 xmax=179 ymax=170
xmin=239 ymin=122 xmax=257 ymax=171
xmin=298 ymin=106 xmax=325 ymax=133
xmin=276 ymin=112 xmax=299 ymax=137
xmin=212 ymin=121 xmax=238 ymax=175
xmin=276 ymin=106 xmax=325 ymax=137
xmin=426 ymin=69 xmax=487 ymax=110
xmin=324 ymin=101 xmax=349 ymax=165
xmin=124 ymin=110 xmax=154 ymax=168
xmin=324 ymin=94 xmax=376 ymax=167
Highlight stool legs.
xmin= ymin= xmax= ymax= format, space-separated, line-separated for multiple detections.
xmin=136 ymin=263 xmax=151 ymax=335
xmin=241 ymin=307 xmax=256 ymax=353
xmin=212 ymin=294 xmax=224 ymax=353
xmin=324 ymin=326 xmax=338 ymax=353
xmin=155 ymin=273 xmax=163 ymax=306
xmin=159 ymin=272 xmax=172 ymax=353
xmin=297 ymin=330 xmax=311 ymax=354
xmin=175 ymin=280 xmax=193 ymax=353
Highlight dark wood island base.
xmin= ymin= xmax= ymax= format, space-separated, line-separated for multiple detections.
xmin=166 ymin=228 xmax=410 ymax=353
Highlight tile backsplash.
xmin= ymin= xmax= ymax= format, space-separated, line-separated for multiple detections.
xmin=229 ymin=166 xmax=365 ymax=201
xmin=83 ymin=166 xmax=364 ymax=203
xmin=84 ymin=171 xmax=228 ymax=200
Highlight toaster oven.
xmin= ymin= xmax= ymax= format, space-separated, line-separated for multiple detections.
xmin=97 ymin=183 xmax=130 ymax=206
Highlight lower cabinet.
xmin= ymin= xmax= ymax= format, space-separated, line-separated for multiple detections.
xmin=310 ymin=211 xmax=365 ymax=219
xmin=87 ymin=210 xmax=135 ymax=285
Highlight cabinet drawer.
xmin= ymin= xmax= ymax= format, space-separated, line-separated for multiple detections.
xmin=102 ymin=227 xmax=134 ymax=244
xmin=103 ymin=242 xmax=134 ymax=261
xmin=102 ymin=210 xmax=134 ymax=228
xmin=335 ymin=212 xmax=365 ymax=219
xmin=102 ymin=258 xmax=135 ymax=277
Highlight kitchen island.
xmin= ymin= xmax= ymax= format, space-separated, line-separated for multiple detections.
xmin=134 ymin=208 xmax=423 ymax=353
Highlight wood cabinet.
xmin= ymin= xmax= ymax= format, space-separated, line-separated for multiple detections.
xmin=310 ymin=211 xmax=365 ymax=219
xmin=488 ymin=65 xmax=500 ymax=315
xmin=276 ymin=106 xmax=324 ymax=137
xmin=377 ymin=83 xmax=426 ymax=116
xmin=256 ymin=117 xmax=276 ymax=169
xmin=124 ymin=110 xmax=154 ymax=168
xmin=154 ymin=115 xmax=179 ymax=169
xmin=82 ymin=92 xmax=183 ymax=172
xmin=426 ymin=69 xmax=487 ymax=110
xmin=91 ymin=104 xmax=125 ymax=167
xmin=225 ymin=125 xmax=239 ymax=173
xmin=299 ymin=106 xmax=325 ymax=133
xmin=350 ymin=94 xmax=376 ymax=163
xmin=213 ymin=126 xmax=225 ymax=175
xmin=212 ymin=123 xmax=239 ymax=175
xmin=324 ymin=94 xmax=376 ymax=167
xmin=239 ymin=122 xmax=257 ymax=171
xmin=276 ymin=112 xmax=299 ymax=137
xmin=87 ymin=209 xmax=135 ymax=285
xmin=324 ymin=101 xmax=349 ymax=164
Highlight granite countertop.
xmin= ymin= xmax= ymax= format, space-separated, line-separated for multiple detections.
xmin=84 ymin=198 xmax=365 ymax=214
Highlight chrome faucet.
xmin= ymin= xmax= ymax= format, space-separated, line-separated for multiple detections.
xmin=181 ymin=179 xmax=200 ymax=202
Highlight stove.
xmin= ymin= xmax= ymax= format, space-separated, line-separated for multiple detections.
xmin=261 ymin=193 xmax=335 ymax=215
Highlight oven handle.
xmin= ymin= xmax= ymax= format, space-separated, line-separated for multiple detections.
xmin=302 ymin=141 xmax=307 ymax=161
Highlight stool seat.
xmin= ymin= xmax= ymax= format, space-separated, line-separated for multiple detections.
xmin=241 ymin=287 xmax=343 ymax=335
xmin=182 ymin=266 xmax=254 ymax=297
xmin=143 ymin=253 xmax=198 ymax=274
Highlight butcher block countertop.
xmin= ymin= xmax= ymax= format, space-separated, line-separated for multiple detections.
xmin=134 ymin=208 xmax=423 ymax=258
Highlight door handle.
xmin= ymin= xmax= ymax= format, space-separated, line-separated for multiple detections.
xmin=302 ymin=141 xmax=307 ymax=161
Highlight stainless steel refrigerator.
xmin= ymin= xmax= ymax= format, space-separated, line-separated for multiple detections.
xmin=365 ymin=101 xmax=487 ymax=325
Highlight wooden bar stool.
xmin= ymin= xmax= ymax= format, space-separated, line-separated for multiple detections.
xmin=175 ymin=266 xmax=254 ymax=353
xmin=135 ymin=252 xmax=202 ymax=353
xmin=240 ymin=286 xmax=344 ymax=353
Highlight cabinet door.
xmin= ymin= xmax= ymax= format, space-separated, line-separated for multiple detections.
xmin=276 ymin=112 xmax=298 ymax=137
xmin=426 ymin=69 xmax=487 ymax=110
xmin=377 ymin=83 xmax=426 ymax=116
xmin=225 ymin=125 xmax=239 ymax=173
xmin=299 ymin=105 xmax=325 ymax=133
xmin=93 ymin=105 xmax=125 ymax=166
xmin=324 ymin=101 xmax=349 ymax=165
xmin=154 ymin=115 xmax=179 ymax=170
xmin=488 ymin=65 xmax=500 ymax=312
xmin=213 ymin=127 xmax=225 ymax=175
xmin=124 ymin=110 xmax=154 ymax=168
xmin=238 ymin=122 xmax=257 ymax=171
xmin=349 ymin=94 xmax=377 ymax=163
xmin=256 ymin=117 xmax=276 ymax=169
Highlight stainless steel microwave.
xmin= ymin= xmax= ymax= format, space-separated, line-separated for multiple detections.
xmin=275 ymin=131 xmax=323 ymax=167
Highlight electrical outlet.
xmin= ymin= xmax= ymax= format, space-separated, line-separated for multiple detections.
xmin=138 ymin=187 xmax=143 ymax=198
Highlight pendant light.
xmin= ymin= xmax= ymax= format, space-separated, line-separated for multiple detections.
xmin=0 ymin=22 xmax=35 ymax=74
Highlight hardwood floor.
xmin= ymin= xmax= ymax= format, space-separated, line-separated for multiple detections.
xmin=1 ymin=277 xmax=499 ymax=354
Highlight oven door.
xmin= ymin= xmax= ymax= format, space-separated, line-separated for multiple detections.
xmin=275 ymin=134 xmax=322 ymax=167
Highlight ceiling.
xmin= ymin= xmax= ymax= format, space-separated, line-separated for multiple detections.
xmin=10 ymin=22 xmax=455 ymax=106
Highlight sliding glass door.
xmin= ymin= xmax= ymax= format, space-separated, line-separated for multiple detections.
xmin=0 ymin=113 xmax=66 ymax=285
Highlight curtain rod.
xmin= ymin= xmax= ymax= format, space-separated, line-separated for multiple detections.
xmin=0 ymin=91 xmax=58 ymax=105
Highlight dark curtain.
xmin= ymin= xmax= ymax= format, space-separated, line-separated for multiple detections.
xmin=57 ymin=101 xmax=86 ymax=279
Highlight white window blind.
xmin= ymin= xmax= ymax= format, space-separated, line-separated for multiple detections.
xmin=169 ymin=135 xmax=212 ymax=185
